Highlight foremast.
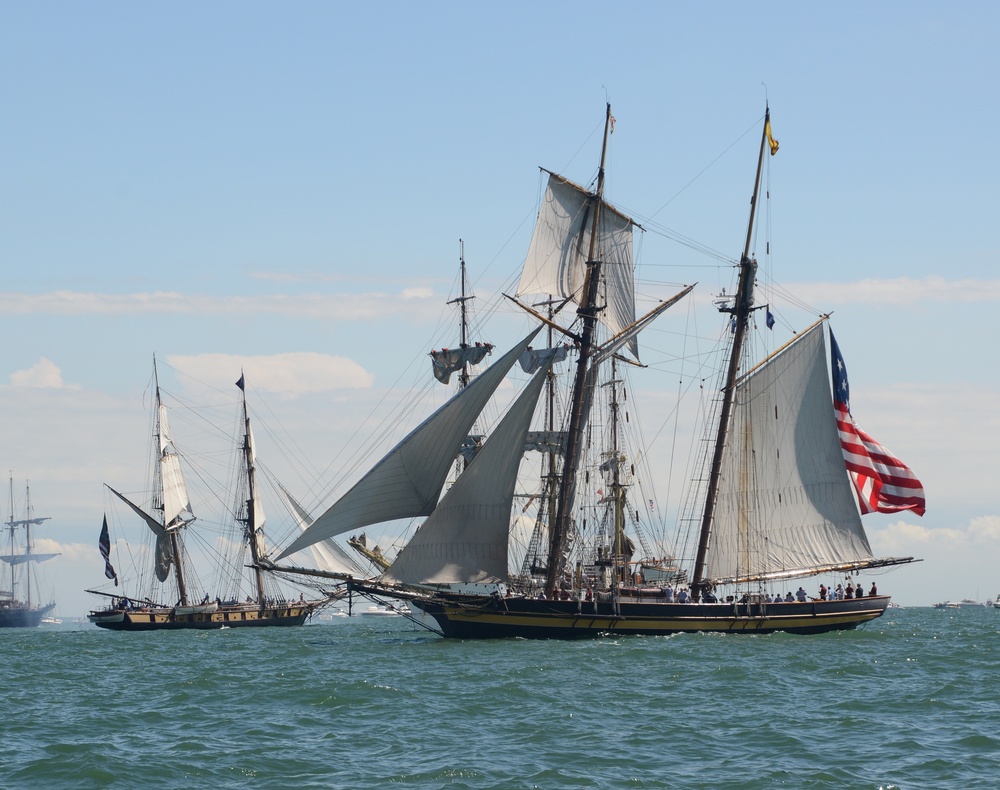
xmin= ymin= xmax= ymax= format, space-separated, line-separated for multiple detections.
xmin=153 ymin=360 xmax=191 ymax=607
xmin=543 ymin=102 xmax=614 ymax=599
xmin=690 ymin=106 xmax=772 ymax=599
xmin=453 ymin=240 xmax=474 ymax=391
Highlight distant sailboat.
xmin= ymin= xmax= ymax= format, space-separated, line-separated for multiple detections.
xmin=1 ymin=477 xmax=57 ymax=628
xmin=87 ymin=361 xmax=326 ymax=630
xmin=281 ymin=105 xmax=925 ymax=638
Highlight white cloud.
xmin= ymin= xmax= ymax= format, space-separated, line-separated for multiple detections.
xmin=0 ymin=289 xmax=444 ymax=322
xmin=869 ymin=515 xmax=1000 ymax=606
xmin=168 ymin=351 xmax=375 ymax=398
xmin=8 ymin=357 xmax=64 ymax=388
xmin=781 ymin=276 xmax=1000 ymax=306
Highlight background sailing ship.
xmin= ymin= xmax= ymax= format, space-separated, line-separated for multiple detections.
xmin=1 ymin=477 xmax=57 ymax=628
xmin=87 ymin=362 xmax=328 ymax=630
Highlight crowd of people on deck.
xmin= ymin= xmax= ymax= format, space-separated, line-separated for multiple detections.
xmin=658 ymin=580 xmax=879 ymax=604
xmin=533 ymin=579 xmax=881 ymax=604
xmin=817 ymin=581 xmax=878 ymax=600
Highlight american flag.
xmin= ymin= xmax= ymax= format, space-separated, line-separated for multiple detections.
xmin=99 ymin=515 xmax=119 ymax=586
xmin=830 ymin=329 xmax=926 ymax=516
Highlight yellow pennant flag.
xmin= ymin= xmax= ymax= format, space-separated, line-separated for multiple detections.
xmin=765 ymin=118 xmax=779 ymax=156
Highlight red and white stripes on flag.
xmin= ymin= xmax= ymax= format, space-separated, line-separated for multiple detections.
xmin=830 ymin=329 xmax=926 ymax=517
xmin=834 ymin=402 xmax=926 ymax=515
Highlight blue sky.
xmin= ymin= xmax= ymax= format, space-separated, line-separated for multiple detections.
xmin=2 ymin=2 xmax=998 ymax=614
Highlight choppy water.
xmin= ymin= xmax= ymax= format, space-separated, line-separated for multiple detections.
xmin=3 ymin=606 xmax=998 ymax=789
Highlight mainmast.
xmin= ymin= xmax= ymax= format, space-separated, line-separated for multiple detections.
xmin=544 ymin=102 xmax=614 ymax=598
xmin=239 ymin=375 xmax=267 ymax=606
xmin=451 ymin=240 xmax=475 ymax=474
xmin=690 ymin=107 xmax=772 ymax=599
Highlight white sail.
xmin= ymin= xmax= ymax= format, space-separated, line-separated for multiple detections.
xmin=706 ymin=321 xmax=873 ymax=583
xmin=517 ymin=173 xmax=637 ymax=358
xmin=383 ymin=361 xmax=551 ymax=585
xmin=277 ymin=329 xmax=542 ymax=560
xmin=275 ymin=481 xmax=366 ymax=575
xmin=157 ymin=401 xmax=193 ymax=530
xmin=246 ymin=418 xmax=268 ymax=560
xmin=0 ymin=553 xmax=58 ymax=565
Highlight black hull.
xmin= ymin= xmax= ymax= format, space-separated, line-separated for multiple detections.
xmin=0 ymin=602 xmax=56 ymax=629
xmin=410 ymin=594 xmax=892 ymax=639
xmin=88 ymin=604 xmax=313 ymax=631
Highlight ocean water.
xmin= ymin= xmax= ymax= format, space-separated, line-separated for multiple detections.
xmin=2 ymin=606 xmax=998 ymax=789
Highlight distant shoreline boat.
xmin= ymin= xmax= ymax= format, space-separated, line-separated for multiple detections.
xmin=934 ymin=599 xmax=986 ymax=609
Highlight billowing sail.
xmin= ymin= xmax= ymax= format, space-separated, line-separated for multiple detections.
xmin=383 ymin=361 xmax=551 ymax=585
xmin=107 ymin=484 xmax=175 ymax=582
xmin=277 ymin=328 xmax=542 ymax=560
xmin=706 ymin=321 xmax=873 ymax=583
xmin=158 ymin=401 xmax=193 ymax=530
xmin=517 ymin=173 xmax=637 ymax=358
xmin=245 ymin=418 xmax=268 ymax=560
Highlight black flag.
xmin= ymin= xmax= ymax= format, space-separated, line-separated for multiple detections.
xmin=99 ymin=515 xmax=118 ymax=586
xmin=236 ymin=372 xmax=245 ymax=391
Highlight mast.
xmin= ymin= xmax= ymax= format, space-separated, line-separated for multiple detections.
xmin=451 ymin=240 xmax=474 ymax=473
xmin=518 ymin=298 xmax=561 ymax=581
xmin=544 ymin=102 xmax=613 ymax=598
xmin=154 ymin=360 xmax=189 ymax=607
xmin=6 ymin=475 xmax=14 ymax=602
xmin=24 ymin=481 xmax=33 ymax=607
xmin=239 ymin=375 xmax=267 ymax=606
xmin=454 ymin=240 xmax=472 ymax=389
xmin=609 ymin=358 xmax=627 ymax=585
xmin=690 ymin=106 xmax=771 ymax=598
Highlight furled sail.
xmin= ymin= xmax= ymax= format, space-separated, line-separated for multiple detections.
xmin=706 ymin=321 xmax=874 ymax=583
xmin=518 ymin=344 xmax=569 ymax=374
xmin=277 ymin=328 xmax=542 ymax=560
xmin=0 ymin=553 xmax=58 ymax=565
xmin=517 ymin=173 xmax=637 ymax=358
xmin=383 ymin=361 xmax=551 ymax=585
xmin=430 ymin=343 xmax=494 ymax=384
xmin=523 ymin=430 xmax=566 ymax=455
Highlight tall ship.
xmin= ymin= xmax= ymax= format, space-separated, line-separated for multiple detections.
xmin=1 ymin=478 xmax=58 ymax=628
xmin=276 ymin=105 xmax=926 ymax=638
xmin=87 ymin=361 xmax=325 ymax=630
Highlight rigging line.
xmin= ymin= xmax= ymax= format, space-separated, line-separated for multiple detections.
xmin=618 ymin=208 xmax=735 ymax=265
xmin=646 ymin=114 xmax=763 ymax=221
